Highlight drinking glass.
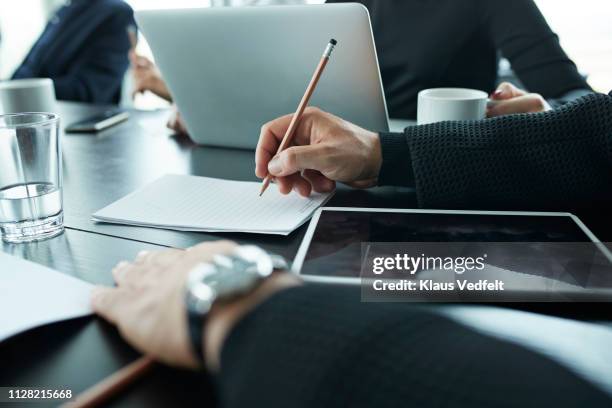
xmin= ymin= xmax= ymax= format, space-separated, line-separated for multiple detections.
xmin=0 ymin=113 xmax=63 ymax=243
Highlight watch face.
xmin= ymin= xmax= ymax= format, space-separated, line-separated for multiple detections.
xmin=233 ymin=245 xmax=275 ymax=277
xmin=187 ymin=264 xmax=216 ymax=313
xmin=187 ymin=246 xmax=275 ymax=312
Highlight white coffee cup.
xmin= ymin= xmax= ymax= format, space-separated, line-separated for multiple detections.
xmin=417 ymin=88 xmax=488 ymax=125
xmin=0 ymin=78 xmax=57 ymax=114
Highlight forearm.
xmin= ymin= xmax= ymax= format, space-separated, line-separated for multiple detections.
xmin=216 ymin=283 xmax=611 ymax=408
xmin=377 ymin=132 xmax=415 ymax=187
xmin=52 ymin=57 xmax=128 ymax=103
xmin=11 ymin=64 xmax=37 ymax=80
xmin=378 ymin=93 xmax=612 ymax=211
xmin=482 ymin=0 xmax=590 ymax=98
xmin=547 ymin=88 xmax=594 ymax=109
xmin=217 ymin=284 xmax=430 ymax=407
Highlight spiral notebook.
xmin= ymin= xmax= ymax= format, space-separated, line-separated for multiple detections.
xmin=92 ymin=174 xmax=333 ymax=235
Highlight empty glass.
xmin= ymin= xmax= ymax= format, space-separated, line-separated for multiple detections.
xmin=0 ymin=113 xmax=63 ymax=243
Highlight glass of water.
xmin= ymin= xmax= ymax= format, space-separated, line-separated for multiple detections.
xmin=0 ymin=113 xmax=63 ymax=243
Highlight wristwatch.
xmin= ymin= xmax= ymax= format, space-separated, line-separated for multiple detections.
xmin=184 ymin=245 xmax=288 ymax=363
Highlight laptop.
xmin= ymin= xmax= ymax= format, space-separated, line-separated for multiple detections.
xmin=136 ymin=4 xmax=389 ymax=149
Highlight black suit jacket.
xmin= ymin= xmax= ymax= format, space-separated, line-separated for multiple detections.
xmin=12 ymin=0 xmax=134 ymax=104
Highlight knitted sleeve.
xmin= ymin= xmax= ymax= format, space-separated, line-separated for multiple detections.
xmin=378 ymin=93 xmax=612 ymax=210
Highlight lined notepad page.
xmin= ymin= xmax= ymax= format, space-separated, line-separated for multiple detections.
xmin=93 ymin=175 xmax=333 ymax=235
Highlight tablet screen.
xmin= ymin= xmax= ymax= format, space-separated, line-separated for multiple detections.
xmin=297 ymin=210 xmax=611 ymax=288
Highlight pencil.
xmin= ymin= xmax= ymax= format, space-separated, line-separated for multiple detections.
xmin=61 ymin=356 xmax=155 ymax=408
xmin=259 ymin=38 xmax=338 ymax=196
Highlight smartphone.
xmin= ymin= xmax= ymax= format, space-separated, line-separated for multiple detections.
xmin=65 ymin=109 xmax=130 ymax=133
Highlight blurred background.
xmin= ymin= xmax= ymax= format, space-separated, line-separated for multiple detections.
xmin=1 ymin=0 xmax=609 ymax=109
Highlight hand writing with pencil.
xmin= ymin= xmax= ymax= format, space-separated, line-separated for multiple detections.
xmin=256 ymin=107 xmax=382 ymax=197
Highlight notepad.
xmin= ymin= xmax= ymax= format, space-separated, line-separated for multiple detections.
xmin=92 ymin=174 xmax=334 ymax=235
xmin=0 ymin=252 xmax=93 ymax=342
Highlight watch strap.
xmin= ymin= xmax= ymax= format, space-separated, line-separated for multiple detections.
xmin=184 ymin=246 xmax=287 ymax=365
xmin=187 ymin=306 xmax=207 ymax=363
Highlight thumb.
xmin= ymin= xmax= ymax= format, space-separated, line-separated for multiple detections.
xmin=492 ymin=82 xmax=524 ymax=100
xmin=268 ymin=145 xmax=326 ymax=177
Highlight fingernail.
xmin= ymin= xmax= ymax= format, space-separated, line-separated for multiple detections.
xmin=112 ymin=266 xmax=124 ymax=280
xmin=268 ymin=157 xmax=282 ymax=175
xmin=493 ymin=90 xmax=503 ymax=98
xmin=136 ymin=250 xmax=149 ymax=260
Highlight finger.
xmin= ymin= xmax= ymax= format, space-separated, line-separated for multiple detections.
xmin=256 ymin=114 xmax=294 ymax=179
xmin=491 ymin=82 xmax=525 ymax=100
xmin=291 ymin=173 xmax=313 ymax=197
xmin=274 ymin=175 xmax=294 ymax=195
xmin=302 ymin=169 xmax=335 ymax=193
xmin=255 ymin=108 xmax=320 ymax=179
xmin=268 ymin=145 xmax=328 ymax=177
xmin=112 ymin=261 xmax=133 ymax=286
xmin=91 ymin=286 xmax=127 ymax=325
xmin=167 ymin=117 xmax=180 ymax=133
xmin=135 ymin=55 xmax=150 ymax=69
xmin=134 ymin=250 xmax=151 ymax=264
xmin=487 ymin=94 xmax=549 ymax=117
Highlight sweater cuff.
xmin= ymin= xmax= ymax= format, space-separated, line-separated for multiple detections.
xmin=547 ymin=88 xmax=593 ymax=109
xmin=378 ymin=131 xmax=415 ymax=187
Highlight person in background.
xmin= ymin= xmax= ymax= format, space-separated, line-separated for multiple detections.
xmin=12 ymin=0 xmax=135 ymax=104
xmin=327 ymin=0 xmax=592 ymax=119
xmin=130 ymin=0 xmax=305 ymax=134
xmin=132 ymin=0 xmax=592 ymax=135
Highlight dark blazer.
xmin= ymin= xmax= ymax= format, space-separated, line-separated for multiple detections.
xmin=12 ymin=0 xmax=135 ymax=104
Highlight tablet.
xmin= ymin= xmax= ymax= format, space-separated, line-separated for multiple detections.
xmin=292 ymin=208 xmax=612 ymax=293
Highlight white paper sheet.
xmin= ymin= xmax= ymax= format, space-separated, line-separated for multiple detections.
xmin=92 ymin=174 xmax=333 ymax=235
xmin=0 ymin=252 xmax=93 ymax=342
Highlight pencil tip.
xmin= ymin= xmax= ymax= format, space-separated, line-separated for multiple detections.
xmin=330 ymin=38 xmax=337 ymax=45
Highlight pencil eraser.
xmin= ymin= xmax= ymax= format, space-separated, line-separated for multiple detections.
xmin=330 ymin=39 xmax=337 ymax=45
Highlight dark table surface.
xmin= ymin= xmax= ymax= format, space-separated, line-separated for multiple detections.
xmin=2 ymin=102 xmax=612 ymax=407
